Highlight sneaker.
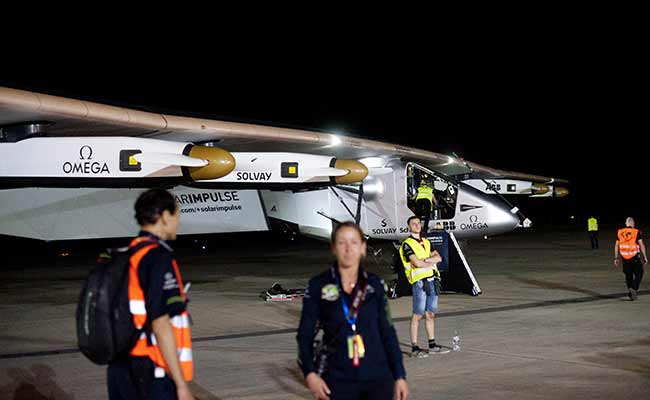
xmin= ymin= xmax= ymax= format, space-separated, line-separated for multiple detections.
xmin=631 ymin=288 xmax=638 ymax=301
xmin=428 ymin=343 xmax=443 ymax=353
xmin=427 ymin=344 xmax=451 ymax=354
xmin=410 ymin=347 xmax=429 ymax=358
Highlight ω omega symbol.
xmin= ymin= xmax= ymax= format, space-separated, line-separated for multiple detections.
xmin=79 ymin=145 xmax=93 ymax=160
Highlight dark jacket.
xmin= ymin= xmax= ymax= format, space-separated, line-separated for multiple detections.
xmin=297 ymin=265 xmax=406 ymax=382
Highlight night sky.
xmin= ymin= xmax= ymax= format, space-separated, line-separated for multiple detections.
xmin=1 ymin=37 xmax=645 ymax=227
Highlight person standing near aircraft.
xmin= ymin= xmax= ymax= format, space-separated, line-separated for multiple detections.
xmin=399 ymin=216 xmax=443 ymax=358
xmin=614 ymin=217 xmax=648 ymax=301
xmin=588 ymin=216 xmax=599 ymax=249
xmin=108 ymin=189 xmax=194 ymax=400
xmin=297 ymin=222 xmax=409 ymax=400
xmin=415 ymin=178 xmax=437 ymax=233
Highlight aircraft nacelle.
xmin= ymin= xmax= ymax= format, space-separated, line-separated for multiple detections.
xmin=463 ymin=179 xmax=569 ymax=198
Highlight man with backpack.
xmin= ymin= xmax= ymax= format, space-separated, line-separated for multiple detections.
xmin=107 ymin=188 xmax=194 ymax=400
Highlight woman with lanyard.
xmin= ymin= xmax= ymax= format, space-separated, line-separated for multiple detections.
xmin=297 ymin=221 xmax=409 ymax=400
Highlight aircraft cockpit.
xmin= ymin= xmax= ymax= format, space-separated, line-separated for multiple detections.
xmin=406 ymin=163 xmax=458 ymax=220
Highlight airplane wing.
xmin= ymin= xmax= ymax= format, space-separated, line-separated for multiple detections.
xmin=461 ymin=161 xmax=569 ymax=185
xmin=0 ymin=87 xmax=566 ymax=187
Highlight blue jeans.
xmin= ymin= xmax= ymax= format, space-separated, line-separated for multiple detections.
xmin=412 ymin=279 xmax=438 ymax=315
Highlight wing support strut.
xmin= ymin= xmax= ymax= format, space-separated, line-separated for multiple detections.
xmin=328 ymin=183 xmax=364 ymax=225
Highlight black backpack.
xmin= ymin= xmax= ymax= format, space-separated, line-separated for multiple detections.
xmin=76 ymin=241 xmax=153 ymax=364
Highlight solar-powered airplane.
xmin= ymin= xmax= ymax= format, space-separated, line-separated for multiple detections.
xmin=0 ymin=87 xmax=568 ymax=242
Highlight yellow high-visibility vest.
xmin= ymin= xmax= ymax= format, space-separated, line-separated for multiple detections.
xmin=416 ymin=186 xmax=433 ymax=203
xmin=588 ymin=217 xmax=598 ymax=232
xmin=399 ymin=237 xmax=434 ymax=284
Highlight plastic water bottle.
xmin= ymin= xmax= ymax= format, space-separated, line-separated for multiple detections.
xmin=452 ymin=329 xmax=460 ymax=352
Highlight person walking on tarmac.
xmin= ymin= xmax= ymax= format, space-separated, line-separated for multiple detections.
xmin=399 ymin=216 xmax=443 ymax=358
xmin=614 ymin=217 xmax=648 ymax=301
xmin=588 ymin=216 xmax=599 ymax=249
xmin=415 ymin=178 xmax=437 ymax=234
xmin=108 ymin=189 xmax=194 ymax=400
xmin=297 ymin=222 xmax=409 ymax=400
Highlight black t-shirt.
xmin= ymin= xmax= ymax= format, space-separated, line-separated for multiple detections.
xmin=136 ymin=232 xmax=186 ymax=321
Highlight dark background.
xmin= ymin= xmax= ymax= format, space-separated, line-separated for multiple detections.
xmin=1 ymin=25 xmax=646 ymax=230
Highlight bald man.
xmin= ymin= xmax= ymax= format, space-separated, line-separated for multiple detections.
xmin=614 ymin=217 xmax=648 ymax=300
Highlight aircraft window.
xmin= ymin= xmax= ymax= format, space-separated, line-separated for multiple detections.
xmin=406 ymin=164 xmax=458 ymax=220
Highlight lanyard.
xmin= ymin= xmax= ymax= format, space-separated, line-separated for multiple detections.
xmin=337 ymin=274 xmax=368 ymax=333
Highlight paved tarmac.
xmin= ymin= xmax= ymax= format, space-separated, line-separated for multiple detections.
xmin=1 ymin=226 xmax=649 ymax=399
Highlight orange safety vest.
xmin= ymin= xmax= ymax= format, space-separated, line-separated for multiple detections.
xmin=617 ymin=228 xmax=640 ymax=260
xmin=127 ymin=237 xmax=193 ymax=381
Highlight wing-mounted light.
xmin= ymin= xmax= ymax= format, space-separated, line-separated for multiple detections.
xmin=334 ymin=159 xmax=368 ymax=184
xmin=184 ymin=145 xmax=236 ymax=180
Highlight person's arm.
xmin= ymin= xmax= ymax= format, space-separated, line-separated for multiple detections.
xmin=425 ymin=250 xmax=442 ymax=264
xmin=152 ymin=315 xmax=194 ymax=400
xmin=297 ymin=279 xmax=331 ymax=400
xmin=428 ymin=249 xmax=442 ymax=279
xmin=639 ymin=239 xmax=648 ymax=264
xmin=377 ymin=280 xmax=407 ymax=380
xmin=297 ymin=278 xmax=319 ymax=376
xmin=408 ymin=254 xmax=436 ymax=268
xmin=376 ymin=279 xmax=409 ymax=400
xmin=141 ymin=250 xmax=192 ymax=399
xmin=395 ymin=378 xmax=409 ymax=400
